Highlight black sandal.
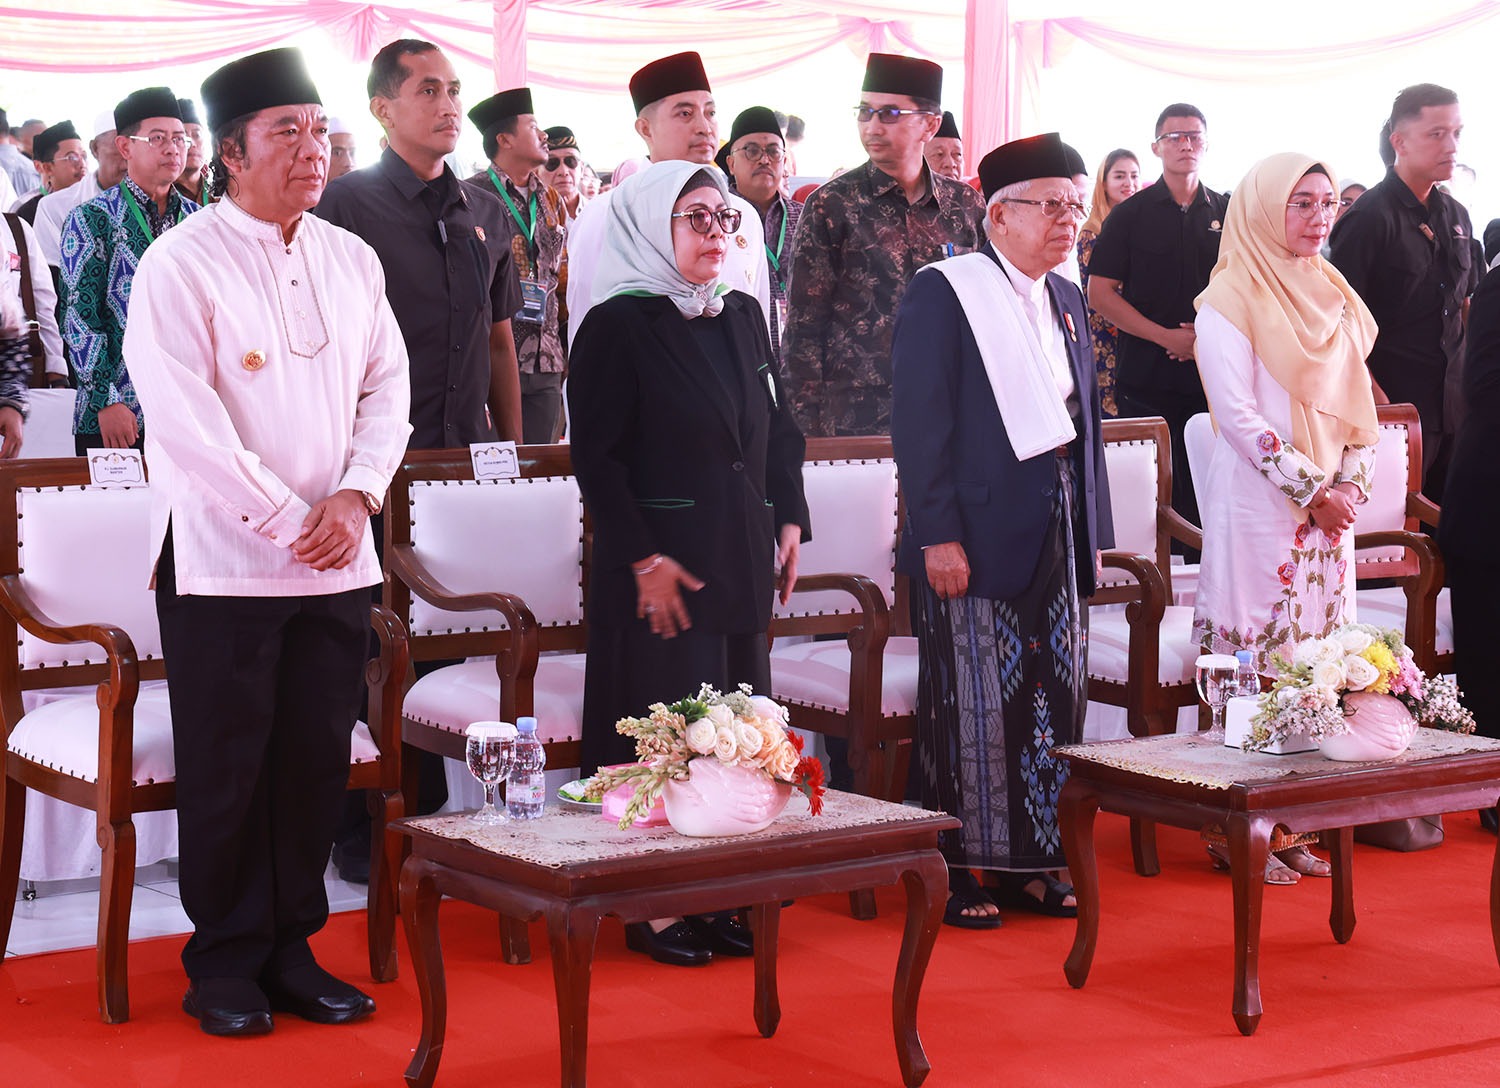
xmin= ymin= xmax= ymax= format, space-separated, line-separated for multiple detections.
xmin=989 ymin=872 xmax=1078 ymax=918
xmin=944 ymin=888 xmax=1003 ymax=930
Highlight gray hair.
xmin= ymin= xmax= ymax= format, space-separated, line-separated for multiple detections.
xmin=985 ymin=178 xmax=1032 ymax=213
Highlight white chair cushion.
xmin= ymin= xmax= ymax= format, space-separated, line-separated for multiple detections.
xmin=402 ymin=653 xmax=586 ymax=744
xmin=1357 ymin=586 xmax=1453 ymax=657
xmin=1100 ymin=439 xmax=1159 ymax=590
xmin=7 ymin=685 xmax=380 ymax=784
xmin=769 ymin=636 xmax=918 ymax=717
xmin=1086 ymin=604 xmax=1198 ymax=686
xmin=1355 ymin=423 xmax=1412 ymax=566
xmin=17 ymin=484 xmax=161 ymax=668
xmin=775 ymin=459 xmax=898 ymax=618
xmin=406 ymin=476 xmax=583 ymax=634
xmin=19 ymin=388 xmax=79 ymax=460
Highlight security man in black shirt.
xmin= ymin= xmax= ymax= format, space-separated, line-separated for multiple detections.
xmin=1330 ymin=83 xmax=1480 ymax=500
xmin=315 ymin=38 xmax=523 ymax=449
xmin=1087 ymin=102 xmax=1227 ymax=539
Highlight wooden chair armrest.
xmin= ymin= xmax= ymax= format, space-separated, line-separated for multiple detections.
xmin=784 ymin=572 xmax=892 ymax=653
xmin=1158 ymin=506 xmax=1203 ymax=551
xmin=1407 ymin=492 xmax=1442 ymax=531
xmin=1099 ymin=551 xmax=1168 ymax=626
xmin=0 ymin=573 xmax=141 ymax=665
xmin=1353 ymin=528 xmax=1442 ymax=673
xmin=364 ymin=604 xmax=410 ymax=771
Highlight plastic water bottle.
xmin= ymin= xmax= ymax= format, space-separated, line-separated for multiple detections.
xmin=506 ymin=717 xmax=547 ymax=820
xmin=1234 ymin=650 xmax=1260 ymax=697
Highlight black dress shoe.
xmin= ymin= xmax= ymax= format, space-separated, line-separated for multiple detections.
xmin=1481 ymin=807 xmax=1499 ymax=834
xmin=331 ymin=842 xmax=371 ymax=885
xmin=687 ymin=912 xmax=754 ymax=957
xmin=623 ymin=921 xmax=712 ymax=967
xmin=262 ymin=964 xmax=375 ymax=1025
xmin=183 ymin=978 xmax=274 ymax=1037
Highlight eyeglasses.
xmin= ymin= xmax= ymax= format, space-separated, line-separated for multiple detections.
xmin=127 ymin=132 xmax=192 ymax=151
xmin=1155 ymin=131 xmax=1206 ymax=148
xmin=671 ymin=207 xmax=743 ymax=235
xmin=51 ymin=151 xmax=86 ymax=165
xmin=853 ymin=106 xmax=934 ymax=124
xmin=1001 ymin=197 xmax=1087 ymax=221
xmin=1287 ymin=197 xmax=1341 ymax=221
xmin=733 ymin=142 xmax=785 ymax=163
xmin=545 ymin=154 xmax=579 ymax=171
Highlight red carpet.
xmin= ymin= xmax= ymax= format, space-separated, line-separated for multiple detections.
xmin=4 ymin=813 xmax=1500 ymax=1087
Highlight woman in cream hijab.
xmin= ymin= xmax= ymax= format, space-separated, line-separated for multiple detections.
xmin=1193 ymin=152 xmax=1378 ymax=881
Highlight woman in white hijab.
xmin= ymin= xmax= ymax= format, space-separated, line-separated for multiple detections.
xmin=567 ymin=160 xmax=809 ymax=965
xmin=1194 ymin=152 xmax=1379 ymax=882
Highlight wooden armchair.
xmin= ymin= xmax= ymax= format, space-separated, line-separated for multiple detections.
xmin=768 ymin=435 xmax=914 ymax=804
xmin=0 ymin=458 xmax=407 ymax=1023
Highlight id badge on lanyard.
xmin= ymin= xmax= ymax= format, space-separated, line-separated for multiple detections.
xmin=516 ymin=277 xmax=549 ymax=324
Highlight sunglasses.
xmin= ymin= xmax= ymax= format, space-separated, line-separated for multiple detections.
xmin=545 ymin=154 xmax=580 ymax=171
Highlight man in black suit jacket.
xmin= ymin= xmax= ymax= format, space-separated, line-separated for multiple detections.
xmin=891 ymin=133 xmax=1112 ymax=926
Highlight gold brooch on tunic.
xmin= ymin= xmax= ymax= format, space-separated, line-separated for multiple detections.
xmin=735 ymin=235 xmax=748 ymax=249
xmin=243 ymin=349 xmax=266 ymax=371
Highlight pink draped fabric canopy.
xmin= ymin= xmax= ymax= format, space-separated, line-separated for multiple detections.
xmin=2 ymin=1 xmax=1497 ymax=162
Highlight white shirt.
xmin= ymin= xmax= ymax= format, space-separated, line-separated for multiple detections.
xmin=33 ymin=171 xmax=101 ymax=267
xmin=995 ymin=250 xmax=1075 ymax=402
xmin=123 ymin=197 xmax=412 ymax=597
xmin=0 ymin=213 xmax=66 ymax=377
xmin=564 ymin=181 xmax=772 ymax=350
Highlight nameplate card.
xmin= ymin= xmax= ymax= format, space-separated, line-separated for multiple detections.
xmin=470 ymin=441 xmax=519 ymax=482
xmin=86 ymin=448 xmax=146 ymax=488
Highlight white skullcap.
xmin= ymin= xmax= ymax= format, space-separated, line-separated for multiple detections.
xmin=91 ymin=110 xmax=116 ymax=138
xmin=327 ymin=115 xmax=353 ymax=136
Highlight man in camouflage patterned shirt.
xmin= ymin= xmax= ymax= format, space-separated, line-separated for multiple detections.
xmin=782 ymin=53 xmax=985 ymax=437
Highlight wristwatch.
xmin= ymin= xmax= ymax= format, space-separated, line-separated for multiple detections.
xmin=360 ymin=490 xmax=383 ymax=516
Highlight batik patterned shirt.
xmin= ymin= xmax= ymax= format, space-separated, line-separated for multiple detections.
xmin=468 ymin=168 xmax=568 ymax=375
xmin=782 ymin=160 xmax=985 ymax=436
xmin=760 ymin=193 xmax=803 ymax=360
xmin=60 ymin=178 xmax=197 ymax=433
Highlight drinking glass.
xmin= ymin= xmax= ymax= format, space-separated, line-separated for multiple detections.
xmin=465 ymin=721 xmax=517 ymax=824
xmin=1194 ymin=653 xmax=1240 ymax=734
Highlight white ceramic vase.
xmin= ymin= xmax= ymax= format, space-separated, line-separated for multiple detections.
xmin=661 ymin=758 xmax=793 ymax=836
xmin=1319 ymin=692 xmax=1417 ymax=762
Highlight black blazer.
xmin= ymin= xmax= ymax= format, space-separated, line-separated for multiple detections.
xmin=1440 ymin=263 xmax=1500 ymax=562
xmin=568 ymin=291 xmax=810 ymax=634
xmin=890 ymin=243 xmax=1113 ymax=601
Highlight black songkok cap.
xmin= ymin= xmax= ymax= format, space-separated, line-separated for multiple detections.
xmin=729 ymin=106 xmax=782 ymax=148
xmin=713 ymin=142 xmax=731 ymax=174
xmin=861 ymin=53 xmax=943 ymax=104
xmin=176 ymin=98 xmax=201 ymax=126
xmin=935 ymin=111 xmax=961 ymax=140
xmin=468 ymin=88 xmax=534 ymax=136
xmin=201 ymin=47 xmax=321 ymax=133
xmin=544 ymin=125 xmax=578 ymax=151
xmin=114 ymin=87 xmax=181 ymax=133
xmin=34 ymin=121 xmax=80 ymax=163
xmin=629 ymin=51 xmax=712 ymax=114
xmin=977 ymin=132 xmax=1077 ymax=200
xmin=1062 ymin=140 xmax=1087 ymax=178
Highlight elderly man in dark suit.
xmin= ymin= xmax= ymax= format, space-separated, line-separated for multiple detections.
xmin=891 ymin=133 xmax=1113 ymax=928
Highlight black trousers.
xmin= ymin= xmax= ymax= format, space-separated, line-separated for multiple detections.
xmin=520 ymin=369 xmax=564 ymax=445
xmin=155 ymin=532 xmax=369 ymax=981
xmin=74 ymin=431 xmax=145 ymax=455
xmin=1448 ymin=554 xmax=1500 ymax=740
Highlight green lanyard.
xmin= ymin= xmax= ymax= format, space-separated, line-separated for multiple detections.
xmin=489 ymin=168 xmax=538 ymax=247
xmin=764 ymin=204 xmax=788 ymax=288
xmin=121 ymin=182 xmax=184 ymax=242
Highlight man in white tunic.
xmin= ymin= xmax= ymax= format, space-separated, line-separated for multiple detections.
xmin=33 ymin=112 xmax=124 ymax=268
xmin=123 ymin=47 xmax=411 ymax=1037
xmin=564 ymin=51 xmax=769 ymax=349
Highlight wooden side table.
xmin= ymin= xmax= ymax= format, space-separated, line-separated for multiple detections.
xmin=1055 ymin=728 xmax=1500 ymax=1035
xmin=390 ymin=791 xmax=959 ymax=1087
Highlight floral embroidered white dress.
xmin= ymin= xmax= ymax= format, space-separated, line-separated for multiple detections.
xmin=1192 ymin=303 xmax=1374 ymax=666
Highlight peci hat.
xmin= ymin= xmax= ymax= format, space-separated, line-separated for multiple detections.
xmin=91 ymin=110 xmax=117 ymax=139
xmin=977 ymin=132 xmax=1078 ymax=200
xmin=728 ymin=106 xmax=782 ymax=148
xmin=861 ymin=53 xmax=942 ymax=104
xmin=114 ymin=87 xmax=181 ymax=133
xmin=629 ymin=51 xmax=711 ymax=114
xmin=935 ymin=111 xmax=961 ymax=140
xmin=176 ymin=98 xmax=201 ymax=127
xmin=544 ymin=125 xmax=578 ymax=151
xmin=201 ymin=47 xmax=321 ymax=134
xmin=1062 ymin=140 xmax=1087 ymax=178
xmin=468 ymin=87 xmax=534 ymax=137
xmin=33 ymin=120 xmax=80 ymax=164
